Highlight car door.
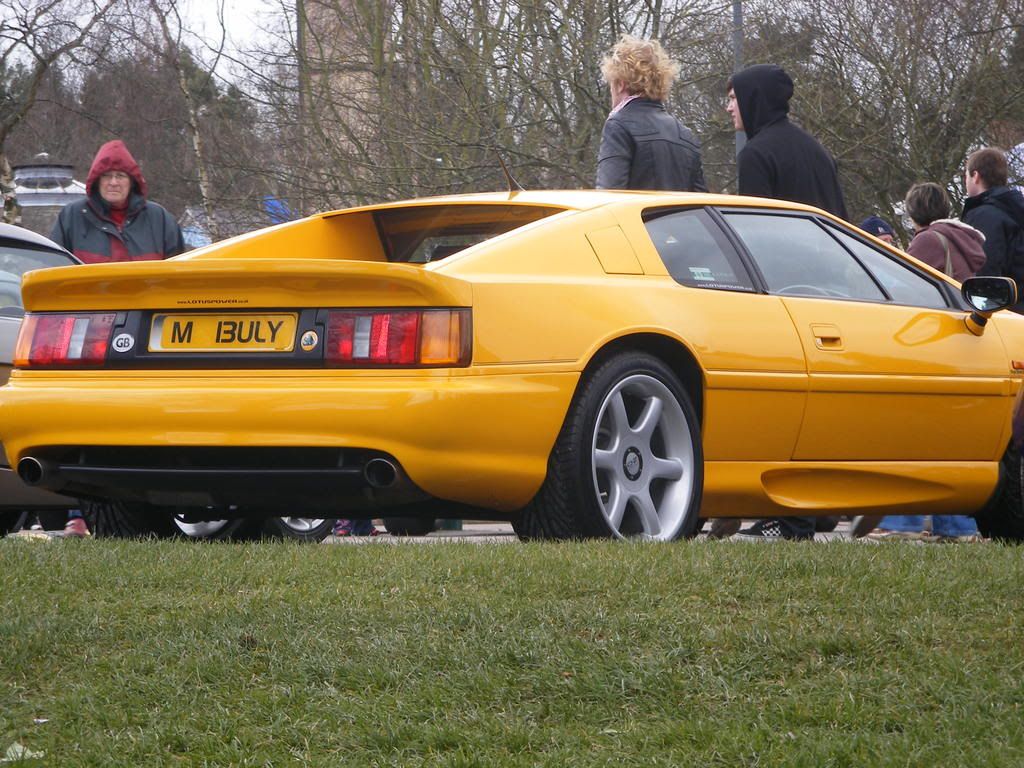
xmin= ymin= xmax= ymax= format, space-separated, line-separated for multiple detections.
xmin=641 ymin=206 xmax=808 ymax=462
xmin=721 ymin=210 xmax=1013 ymax=462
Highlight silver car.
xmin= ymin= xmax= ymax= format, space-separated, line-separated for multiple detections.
xmin=0 ymin=224 xmax=78 ymax=533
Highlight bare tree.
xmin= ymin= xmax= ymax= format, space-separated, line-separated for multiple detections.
xmin=0 ymin=0 xmax=119 ymax=221
xmin=739 ymin=0 xmax=1024 ymax=231
xmin=142 ymin=0 xmax=225 ymax=239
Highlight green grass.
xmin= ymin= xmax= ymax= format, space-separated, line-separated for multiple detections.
xmin=1 ymin=538 xmax=1022 ymax=766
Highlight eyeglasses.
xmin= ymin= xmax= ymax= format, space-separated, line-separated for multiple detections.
xmin=101 ymin=172 xmax=130 ymax=182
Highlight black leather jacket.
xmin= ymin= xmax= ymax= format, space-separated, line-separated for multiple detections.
xmin=596 ymin=99 xmax=707 ymax=192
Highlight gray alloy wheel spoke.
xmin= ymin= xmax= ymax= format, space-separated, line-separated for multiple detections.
xmin=606 ymin=484 xmax=628 ymax=528
xmin=634 ymin=491 xmax=662 ymax=536
xmin=649 ymin=456 xmax=684 ymax=482
xmin=595 ymin=447 xmax=619 ymax=471
xmin=632 ymin=395 xmax=663 ymax=444
xmin=606 ymin=391 xmax=630 ymax=437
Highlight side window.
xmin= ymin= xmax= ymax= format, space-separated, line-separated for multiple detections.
xmin=643 ymin=208 xmax=755 ymax=292
xmin=825 ymin=226 xmax=948 ymax=309
xmin=724 ymin=213 xmax=885 ymax=301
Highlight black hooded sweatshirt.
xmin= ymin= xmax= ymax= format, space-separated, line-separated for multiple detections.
xmin=732 ymin=64 xmax=848 ymax=220
xmin=963 ymin=185 xmax=1024 ymax=313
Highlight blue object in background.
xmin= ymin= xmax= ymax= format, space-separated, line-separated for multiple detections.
xmin=263 ymin=196 xmax=296 ymax=225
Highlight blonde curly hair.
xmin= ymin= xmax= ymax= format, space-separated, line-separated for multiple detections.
xmin=600 ymin=35 xmax=680 ymax=101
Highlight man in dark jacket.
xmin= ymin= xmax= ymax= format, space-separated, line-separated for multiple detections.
xmin=963 ymin=147 xmax=1024 ymax=313
xmin=596 ymin=35 xmax=706 ymax=192
xmin=50 ymin=139 xmax=184 ymax=264
xmin=724 ymin=64 xmax=846 ymax=541
xmin=49 ymin=140 xmax=184 ymax=537
xmin=726 ymin=64 xmax=848 ymax=220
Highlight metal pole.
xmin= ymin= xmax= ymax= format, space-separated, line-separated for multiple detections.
xmin=733 ymin=0 xmax=745 ymax=156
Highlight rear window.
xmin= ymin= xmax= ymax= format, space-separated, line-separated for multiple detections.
xmin=375 ymin=204 xmax=563 ymax=263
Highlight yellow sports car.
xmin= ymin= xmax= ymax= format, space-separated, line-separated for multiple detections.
xmin=2 ymin=191 xmax=1023 ymax=541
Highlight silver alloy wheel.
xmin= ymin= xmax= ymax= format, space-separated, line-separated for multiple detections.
xmin=172 ymin=516 xmax=327 ymax=539
xmin=276 ymin=517 xmax=326 ymax=534
xmin=591 ymin=374 xmax=695 ymax=540
xmin=172 ymin=516 xmax=231 ymax=538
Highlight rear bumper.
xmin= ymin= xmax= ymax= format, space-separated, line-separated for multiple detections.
xmin=0 ymin=369 xmax=578 ymax=511
xmin=0 ymin=468 xmax=75 ymax=510
xmin=0 ymin=439 xmax=75 ymax=510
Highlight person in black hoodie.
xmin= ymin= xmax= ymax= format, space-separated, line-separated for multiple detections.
xmin=596 ymin=35 xmax=706 ymax=192
xmin=725 ymin=64 xmax=848 ymax=220
xmin=724 ymin=64 xmax=847 ymax=541
xmin=963 ymin=147 xmax=1024 ymax=313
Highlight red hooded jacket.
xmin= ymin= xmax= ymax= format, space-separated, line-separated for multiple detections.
xmin=50 ymin=140 xmax=184 ymax=263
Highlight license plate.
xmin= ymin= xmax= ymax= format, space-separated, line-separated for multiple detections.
xmin=149 ymin=313 xmax=298 ymax=352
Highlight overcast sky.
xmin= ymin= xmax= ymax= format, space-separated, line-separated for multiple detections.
xmin=180 ymin=0 xmax=277 ymax=51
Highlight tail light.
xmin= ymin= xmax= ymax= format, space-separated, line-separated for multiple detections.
xmin=325 ymin=309 xmax=470 ymax=367
xmin=14 ymin=312 xmax=116 ymax=368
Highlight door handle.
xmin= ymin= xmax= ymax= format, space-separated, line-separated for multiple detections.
xmin=810 ymin=323 xmax=844 ymax=351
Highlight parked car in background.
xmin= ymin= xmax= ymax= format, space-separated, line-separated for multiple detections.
xmin=0 ymin=224 xmax=77 ymax=534
xmin=2 ymin=191 xmax=1023 ymax=541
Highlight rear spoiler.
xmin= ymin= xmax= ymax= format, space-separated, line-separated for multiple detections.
xmin=20 ymin=259 xmax=473 ymax=312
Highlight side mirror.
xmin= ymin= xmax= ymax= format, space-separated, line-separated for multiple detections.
xmin=961 ymin=276 xmax=1018 ymax=336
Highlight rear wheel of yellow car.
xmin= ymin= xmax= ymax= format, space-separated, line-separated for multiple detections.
xmin=84 ymin=502 xmax=332 ymax=541
xmin=1 ymin=511 xmax=22 ymax=536
xmin=254 ymin=516 xmax=334 ymax=541
xmin=82 ymin=500 xmax=179 ymax=538
xmin=975 ymin=442 xmax=1024 ymax=542
xmin=516 ymin=352 xmax=703 ymax=541
xmin=171 ymin=514 xmax=250 ymax=540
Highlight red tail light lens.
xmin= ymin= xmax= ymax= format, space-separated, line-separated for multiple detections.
xmin=14 ymin=312 xmax=117 ymax=368
xmin=325 ymin=309 xmax=470 ymax=367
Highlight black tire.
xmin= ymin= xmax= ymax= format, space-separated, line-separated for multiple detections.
xmin=382 ymin=517 xmax=439 ymax=536
xmin=254 ymin=516 xmax=334 ymax=542
xmin=975 ymin=442 xmax=1024 ymax=542
xmin=82 ymin=500 xmax=179 ymax=538
xmin=515 ymin=352 xmax=703 ymax=541
xmin=37 ymin=510 xmax=69 ymax=531
xmin=1 ymin=511 xmax=23 ymax=536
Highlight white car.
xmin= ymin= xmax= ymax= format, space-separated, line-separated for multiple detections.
xmin=0 ymin=224 xmax=78 ymax=533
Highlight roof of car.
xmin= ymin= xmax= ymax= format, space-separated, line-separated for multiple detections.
xmin=0 ymin=222 xmax=71 ymax=254
xmin=323 ymin=190 xmax=831 ymax=217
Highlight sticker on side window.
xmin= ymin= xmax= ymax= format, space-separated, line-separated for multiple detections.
xmin=689 ymin=267 xmax=715 ymax=282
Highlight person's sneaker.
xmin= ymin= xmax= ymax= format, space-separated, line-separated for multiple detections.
xmin=332 ymin=520 xmax=382 ymax=537
xmin=733 ymin=519 xmax=813 ymax=542
xmin=865 ymin=529 xmax=925 ymax=542
xmin=61 ymin=517 xmax=91 ymax=538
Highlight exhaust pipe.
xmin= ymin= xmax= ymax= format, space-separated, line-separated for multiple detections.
xmin=17 ymin=456 xmax=49 ymax=486
xmin=364 ymin=458 xmax=398 ymax=489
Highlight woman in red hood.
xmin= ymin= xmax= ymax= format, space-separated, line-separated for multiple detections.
xmin=50 ymin=140 xmax=184 ymax=265
xmin=48 ymin=141 xmax=185 ymax=537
